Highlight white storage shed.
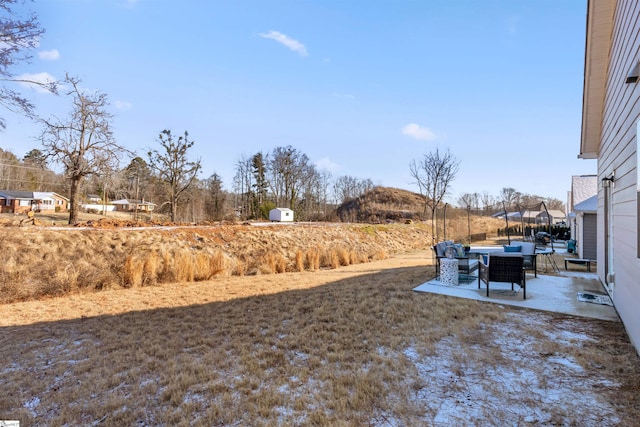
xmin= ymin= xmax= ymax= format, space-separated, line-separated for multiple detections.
xmin=269 ymin=207 xmax=294 ymax=222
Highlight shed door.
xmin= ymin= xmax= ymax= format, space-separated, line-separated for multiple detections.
xmin=582 ymin=213 xmax=598 ymax=261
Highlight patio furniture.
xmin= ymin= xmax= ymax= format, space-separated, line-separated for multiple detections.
xmin=537 ymin=248 xmax=559 ymax=273
xmin=564 ymin=258 xmax=592 ymax=272
xmin=519 ymin=242 xmax=538 ymax=277
xmin=433 ymin=241 xmax=479 ymax=279
xmin=440 ymin=258 xmax=459 ymax=285
xmin=478 ymin=254 xmax=526 ymax=299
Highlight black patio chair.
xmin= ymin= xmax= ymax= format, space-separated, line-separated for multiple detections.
xmin=478 ymin=254 xmax=526 ymax=299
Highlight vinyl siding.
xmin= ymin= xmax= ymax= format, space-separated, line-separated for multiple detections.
xmin=598 ymin=0 xmax=640 ymax=351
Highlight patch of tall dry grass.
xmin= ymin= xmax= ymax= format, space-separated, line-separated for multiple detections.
xmin=0 ymin=217 xmax=502 ymax=303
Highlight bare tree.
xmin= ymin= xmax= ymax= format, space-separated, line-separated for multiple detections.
xmin=205 ymin=172 xmax=226 ymax=221
xmin=500 ymin=187 xmax=518 ymax=210
xmin=232 ymin=154 xmax=253 ymax=220
xmin=0 ymin=0 xmax=56 ymax=129
xmin=480 ymin=191 xmax=494 ymax=215
xmin=268 ymin=145 xmax=310 ymax=211
xmin=40 ymin=75 xmax=124 ymax=224
xmin=147 ymin=130 xmax=201 ymax=222
xmin=333 ymin=175 xmax=374 ymax=205
xmin=251 ymin=152 xmax=269 ymax=219
xmin=457 ymin=193 xmax=475 ymax=243
xmin=317 ymin=169 xmax=332 ymax=219
xmin=410 ymin=148 xmax=459 ymax=243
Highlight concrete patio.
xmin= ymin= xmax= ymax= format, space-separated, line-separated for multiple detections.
xmin=413 ymin=270 xmax=619 ymax=322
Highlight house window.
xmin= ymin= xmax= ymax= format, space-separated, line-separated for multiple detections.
xmin=19 ymin=200 xmax=30 ymax=207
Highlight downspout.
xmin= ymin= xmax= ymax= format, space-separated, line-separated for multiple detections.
xmin=603 ymin=174 xmax=614 ymax=290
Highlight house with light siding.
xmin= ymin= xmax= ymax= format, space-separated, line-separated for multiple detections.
xmin=0 ymin=190 xmax=68 ymax=214
xmin=580 ymin=0 xmax=640 ymax=352
xmin=568 ymin=175 xmax=598 ymax=261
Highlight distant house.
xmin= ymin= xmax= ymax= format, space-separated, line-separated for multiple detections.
xmin=0 ymin=190 xmax=68 ymax=214
xmin=568 ymin=175 xmax=598 ymax=260
xmin=510 ymin=210 xmax=540 ymax=224
xmin=269 ymin=207 xmax=294 ymax=222
xmin=111 ymin=199 xmax=156 ymax=213
xmin=573 ymin=195 xmax=598 ymax=260
xmin=86 ymin=194 xmax=102 ymax=203
xmin=536 ymin=210 xmax=566 ymax=225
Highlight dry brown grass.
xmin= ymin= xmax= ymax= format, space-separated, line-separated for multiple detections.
xmin=0 ymin=222 xmax=445 ymax=303
xmin=0 ymin=252 xmax=638 ymax=426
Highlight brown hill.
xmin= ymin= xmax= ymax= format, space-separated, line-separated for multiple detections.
xmin=336 ymin=187 xmax=426 ymax=222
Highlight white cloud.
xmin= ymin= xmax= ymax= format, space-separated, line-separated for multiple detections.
xmin=332 ymin=92 xmax=355 ymax=100
xmin=16 ymin=72 xmax=57 ymax=94
xmin=316 ymin=157 xmax=340 ymax=172
xmin=38 ymin=49 xmax=60 ymax=61
xmin=260 ymin=30 xmax=308 ymax=57
xmin=402 ymin=123 xmax=436 ymax=141
xmin=114 ymin=100 xmax=133 ymax=110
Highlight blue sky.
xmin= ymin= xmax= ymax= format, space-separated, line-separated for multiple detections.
xmin=2 ymin=0 xmax=595 ymax=204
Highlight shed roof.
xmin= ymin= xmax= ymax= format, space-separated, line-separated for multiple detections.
xmin=574 ymin=195 xmax=597 ymax=213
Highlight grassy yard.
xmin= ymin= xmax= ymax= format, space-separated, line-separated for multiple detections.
xmin=1 ymin=251 xmax=639 ymax=426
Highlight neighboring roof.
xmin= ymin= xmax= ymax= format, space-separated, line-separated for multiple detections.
xmin=580 ymin=0 xmax=616 ymax=159
xmin=574 ymin=195 xmax=598 ymax=213
xmin=539 ymin=210 xmax=566 ymax=218
xmin=34 ymin=192 xmax=69 ymax=201
xmin=111 ymin=199 xmax=156 ymax=206
xmin=571 ymin=175 xmax=597 ymax=208
xmin=271 ymin=207 xmax=293 ymax=212
xmin=0 ymin=190 xmax=68 ymax=201
xmin=0 ymin=190 xmax=35 ymax=199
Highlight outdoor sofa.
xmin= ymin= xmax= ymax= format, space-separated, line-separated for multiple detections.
xmin=433 ymin=240 xmax=479 ymax=279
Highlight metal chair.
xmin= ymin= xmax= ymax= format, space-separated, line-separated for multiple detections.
xmin=478 ymin=254 xmax=526 ymax=299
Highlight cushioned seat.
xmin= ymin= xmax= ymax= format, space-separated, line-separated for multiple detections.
xmin=478 ymin=254 xmax=526 ymax=299
xmin=433 ymin=241 xmax=478 ymax=279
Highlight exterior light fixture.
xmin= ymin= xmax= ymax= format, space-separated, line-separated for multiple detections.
xmin=626 ymin=60 xmax=640 ymax=84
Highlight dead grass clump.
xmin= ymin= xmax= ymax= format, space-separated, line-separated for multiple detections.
xmin=160 ymin=251 xmax=176 ymax=283
xmin=259 ymin=253 xmax=277 ymax=274
xmin=295 ymin=250 xmax=305 ymax=272
xmin=194 ymin=253 xmax=213 ymax=281
xmin=234 ymin=259 xmax=247 ymax=276
xmin=46 ymin=262 xmax=80 ymax=296
xmin=259 ymin=252 xmax=287 ymax=274
xmin=122 ymin=255 xmax=144 ymax=288
xmin=369 ymin=250 xmax=388 ymax=261
xmin=275 ymin=253 xmax=288 ymax=273
xmin=321 ymin=249 xmax=341 ymax=269
xmin=350 ymin=249 xmax=368 ymax=265
xmin=142 ymin=251 xmax=161 ymax=285
xmin=336 ymin=248 xmax=351 ymax=266
xmin=175 ymin=251 xmax=195 ymax=282
xmin=306 ymin=248 xmax=320 ymax=271
xmin=209 ymin=251 xmax=227 ymax=277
